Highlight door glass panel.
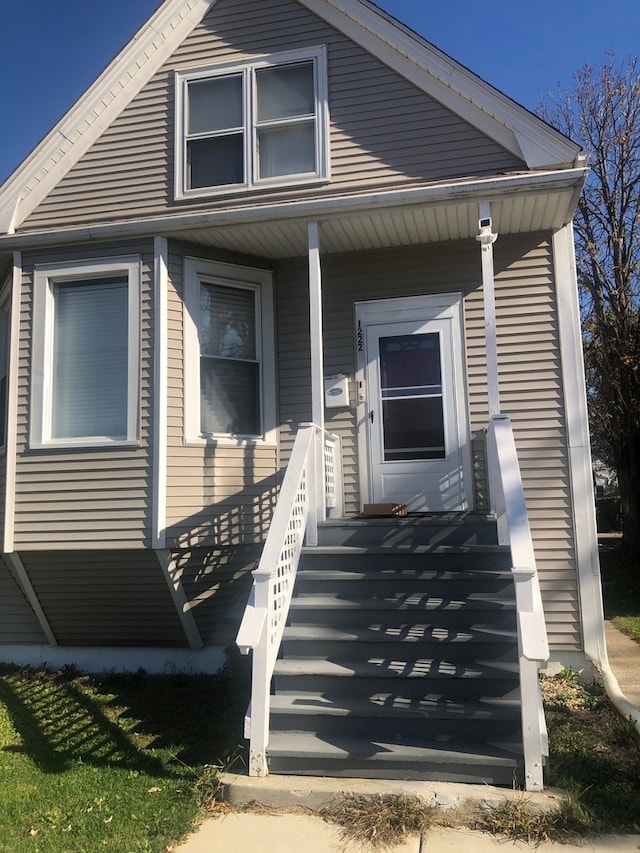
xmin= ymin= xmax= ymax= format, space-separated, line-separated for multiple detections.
xmin=379 ymin=333 xmax=445 ymax=460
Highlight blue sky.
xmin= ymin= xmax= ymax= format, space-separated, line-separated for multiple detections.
xmin=1 ymin=0 xmax=639 ymax=184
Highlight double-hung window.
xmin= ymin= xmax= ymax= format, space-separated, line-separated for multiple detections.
xmin=184 ymin=258 xmax=275 ymax=443
xmin=176 ymin=46 xmax=329 ymax=198
xmin=31 ymin=258 xmax=140 ymax=447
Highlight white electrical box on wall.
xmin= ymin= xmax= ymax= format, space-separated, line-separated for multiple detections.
xmin=324 ymin=374 xmax=350 ymax=408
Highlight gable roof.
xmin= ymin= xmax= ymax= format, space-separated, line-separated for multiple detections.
xmin=0 ymin=0 xmax=584 ymax=236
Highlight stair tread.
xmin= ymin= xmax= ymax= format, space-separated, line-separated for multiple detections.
xmin=274 ymin=657 xmax=519 ymax=678
xmin=296 ymin=569 xmax=513 ymax=581
xmin=283 ymin=625 xmax=517 ymax=643
xmin=270 ymin=692 xmax=521 ymax=719
xmin=289 ymin=594 xmax=515 ymax=610
xmin=302 ymin=545 xmax=507 ymax=555
xmin=267 ymin=730 xmax=521 ymax=766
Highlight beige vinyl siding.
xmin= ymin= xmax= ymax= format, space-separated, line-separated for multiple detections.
xmin=165 ymin=242 xmax=278 ymax=547
xmin=276 ymin=234 xmax=579 ymax=653
xmin=492 ymin=236 xmax=580 ymax=650
xmin=13 ymin=242 xmax=154 ymax=549
xmin=177 ymin=544 xmax=260 ymax=645
xmin=19 ymin=550 xmax=187 ymax=646
xmin=0 ymin=555 xmax=47 ymax=643
xmin=22 ymin=0 xmax=524 ymax=232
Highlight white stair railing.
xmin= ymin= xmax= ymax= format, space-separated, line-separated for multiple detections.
xmin=487 ymin=414 xmax=550 ymax=791
xmin=236 ymin=423 xmax=342 ymax=776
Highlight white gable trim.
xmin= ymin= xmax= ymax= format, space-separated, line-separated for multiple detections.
xmin=0 ymin=0 xmax=216 ymax=234
xmin=299 ymin=0 xmax=584 ymax=169
xmin=0 ymin=0 xmax=584 ymax=235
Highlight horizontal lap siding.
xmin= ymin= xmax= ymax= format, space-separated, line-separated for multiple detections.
xmin=14 ymin=243 xmax=154 ymax=549
xmin=0 ymin=556 xmax=47 ymax=643
xmin=22 ymin=0 xmax=523 ymax=231
xmin=165 ymin=243 xmax=278 ymax=548
xmin=19 ymin=551 xmax=186 ymax=646
xmin=493 ymin=235 xmax=580 ymax=652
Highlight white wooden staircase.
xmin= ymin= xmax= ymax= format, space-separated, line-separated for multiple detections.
xmin=267 ymin=515 xmax=524 ymax=785
xmin=236 ymin=418 xmax=549 ymax=790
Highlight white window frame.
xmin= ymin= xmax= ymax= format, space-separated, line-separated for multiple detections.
xmin=183 ymin=257 xmax=276 ymax=445
xmin=175 ymin=46 xmax=329 ymax=200
xmin=31 ymin=257 xmax=141 ymax=449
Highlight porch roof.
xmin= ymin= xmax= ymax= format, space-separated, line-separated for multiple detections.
xmin=0 ymin=168 xmax=586 ymax=261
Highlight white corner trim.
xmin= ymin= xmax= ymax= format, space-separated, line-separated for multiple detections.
xmin=3 ymin=252 xmax=21 ymax=553
xmin=4 ymin=552 xmax=58 ymax=647
xmin=0 ymin=0 xmax=217 ymax=234
xmin=299 ymin=0 xmax=582 ymax=168
xmin=155 ymin=549 xmax=204 ymax=650
xmin=552 ymin=225 xmax=604 ymax=663
xmin=153 ymin=238 xmax=169 ymax=549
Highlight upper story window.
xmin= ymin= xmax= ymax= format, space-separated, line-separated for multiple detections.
xmin=175 ymin=47 xmax=329 ymax=199
xmin=31 ymin=258 xmax=140 ymax=449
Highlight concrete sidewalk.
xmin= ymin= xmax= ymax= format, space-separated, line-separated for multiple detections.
xmin=175 ymin=811 xmax=640 ymax=852
xmin=605 ymin=619 xmax=640 ymax=707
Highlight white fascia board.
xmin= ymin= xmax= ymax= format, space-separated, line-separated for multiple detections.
xmin=0 ymin=0 xmax=216 ymax=235
xmin=300 ymin=0 xmax=583 ymax=169
xmin=0 ymin=167 xmax=588 ymax=251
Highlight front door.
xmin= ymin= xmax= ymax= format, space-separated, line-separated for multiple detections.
xmin=356 ymin=294 xmax=471 ymax=511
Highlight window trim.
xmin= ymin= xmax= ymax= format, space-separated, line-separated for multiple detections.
xmin=175 ymin=45 xmax=329 ymax=200
xmin=31 ymin=257 xmax=141 ymax=449
xmin=183 ymin=257 xmax=276 ymax=446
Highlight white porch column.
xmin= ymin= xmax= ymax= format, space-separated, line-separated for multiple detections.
xmin=308 ymin=221 xmax=326 ymax=522
xmin=308 ymin=221 xmax=325 ymax=430
xmin=476 ymin=202 xmax=500 ymax=417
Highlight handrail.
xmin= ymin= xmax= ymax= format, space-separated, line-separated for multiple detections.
xmin=235 ymin=423 xmax=343 ymax=777
xmin=487 ymin=413 xmax=549 ymax=792
xmin=487 ymin=415 xmax=549 ymax=664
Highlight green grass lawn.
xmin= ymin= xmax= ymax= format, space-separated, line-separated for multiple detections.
xmin=0 ymin=661 xmax=248 ymax=852
xmin=599 ymin=541 xmax=640 ymax=641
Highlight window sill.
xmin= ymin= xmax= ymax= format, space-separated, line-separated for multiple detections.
xmin=29 ymin=438 xmax=141 ymax=451
xmin=175 ymin=174 xmax=330 ymax=202
xmin=184 ymin=435 xmax=277 ymax=449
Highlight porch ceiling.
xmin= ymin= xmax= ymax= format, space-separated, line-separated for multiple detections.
xmin=166 ymin=175 xmax=584 ymax=259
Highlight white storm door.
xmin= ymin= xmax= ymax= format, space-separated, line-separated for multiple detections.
xmin=359 ymin=296 xmax=470 ymax=511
